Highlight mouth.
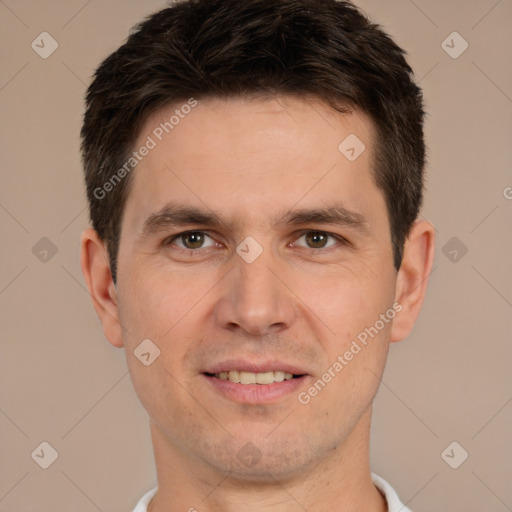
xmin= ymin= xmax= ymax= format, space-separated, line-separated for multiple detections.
xmin=204 ymin=370 xmax=303 ymax=384
xmin=202 ymin=362 xmax=309 ymax=404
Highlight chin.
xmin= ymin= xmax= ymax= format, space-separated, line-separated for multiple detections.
xmin=200 ymin=435 xmax=320 ymax=483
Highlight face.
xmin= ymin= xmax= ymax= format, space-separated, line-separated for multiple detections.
xmin=114 ymin=96 xmax=399 ymax=479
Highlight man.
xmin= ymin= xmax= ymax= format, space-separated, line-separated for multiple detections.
xmin=80 ymin=0 xmax=435 ymax=510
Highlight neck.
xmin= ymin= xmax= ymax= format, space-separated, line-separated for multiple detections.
xmin=148 ymin=408 xmax=387 ymax=512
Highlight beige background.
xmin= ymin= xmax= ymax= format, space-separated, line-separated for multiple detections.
xmin=1 ymin=0 xmax=511 ymax=510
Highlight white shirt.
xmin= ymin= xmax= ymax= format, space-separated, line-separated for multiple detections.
xmin=132 ymin=473 xmax=412 ymax=511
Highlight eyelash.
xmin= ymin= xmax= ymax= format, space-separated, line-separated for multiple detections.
xmin=164 ymin=230 xmax=349 ymax=253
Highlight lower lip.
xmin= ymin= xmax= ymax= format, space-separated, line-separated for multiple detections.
xmin=203 ymin=374 xmax=308 ymax=404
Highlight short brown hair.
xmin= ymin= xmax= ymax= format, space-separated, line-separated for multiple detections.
xmin=81 ymin=0 xmax=426 ymax=282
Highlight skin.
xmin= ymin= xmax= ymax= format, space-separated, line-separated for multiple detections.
xmin=81 ymin=95 xmax=435 ymax=512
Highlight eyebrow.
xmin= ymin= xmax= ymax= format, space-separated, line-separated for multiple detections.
xmin=138 ymin=201 xmax=368 ymax=240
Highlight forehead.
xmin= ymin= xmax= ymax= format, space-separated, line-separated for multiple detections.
xmin=140 ymin=95 xmax=375 ymax=164
xmin=122 ymin=95 xmax=383 ymax=234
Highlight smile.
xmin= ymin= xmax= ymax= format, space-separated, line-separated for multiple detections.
xmin=211 ymin=370 xmax=296 ymax=384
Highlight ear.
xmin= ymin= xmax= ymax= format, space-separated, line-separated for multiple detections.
xmin=390 ymin=220 xmax=435 ymax=343
xmin=80 ymin=228 xmax=124 ymax=348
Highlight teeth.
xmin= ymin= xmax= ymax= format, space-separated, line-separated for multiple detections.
xmin=214 ymin=370 xmax=296 ymax=384
xmin=228 ymin=370 xmax=240 ymax=383
xmin=240 ymin=371 xmax=256 ymax=384
xmin=273 ymin=371 xmax=285 ymax=382
xmin=256 ymin=371 xmax=274 ymax=384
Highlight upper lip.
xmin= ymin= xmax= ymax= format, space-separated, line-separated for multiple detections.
xmin=203 ymin=359 xmax=309 ymax=375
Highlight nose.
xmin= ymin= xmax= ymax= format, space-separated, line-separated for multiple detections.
xmin=214 ymin=246 xmax=297 ymax=337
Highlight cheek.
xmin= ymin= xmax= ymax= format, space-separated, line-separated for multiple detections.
xmin=295 ymin=264 xmax=394 ymax=335
xmin=118 ymin=261 xmax=209 ymax=340
xmin=299 ymin=317 xmax=391 ymax=428
xmin=117 ymin=266 xmax=215 ymax=402
xmin=128 ymin=360 xmax=207 ymax=445
xmin=294 ymin=263 xmax=395 ymax=397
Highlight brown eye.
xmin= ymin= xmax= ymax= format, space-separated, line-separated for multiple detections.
xmin=293 ymin=231 xmax=341 ymax=250
xmin=292 ymin=231 xmax=348 ymax=251
xmin=168 ymin=231 xmax=216 ymax=250
xmin=304 ymin=232 xmax=330 ymax=248
xmin=181 ymin=232 xmax=205 ymax=249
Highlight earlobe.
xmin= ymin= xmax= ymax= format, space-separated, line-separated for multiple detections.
xmin=80 ymin=228 xmax=124 ymax=348
xmin=390 ymin=220 xmax=435 ymax=343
